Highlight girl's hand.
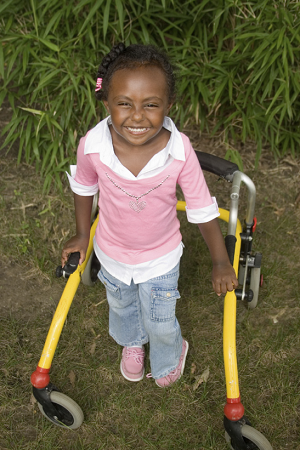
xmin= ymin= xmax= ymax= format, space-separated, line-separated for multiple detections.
xmin=61 ymin=234 xmax=89 ymax=267
xmin=212 ymin=263 xmax=239 ymax=296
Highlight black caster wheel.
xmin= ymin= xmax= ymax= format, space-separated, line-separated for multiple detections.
xmin=237 ymin=265 xmax=262 ymax=309
xmin=38 ymin=391 xmax=84 ymax=429
xmin=81 ymin=251 xmax=100 ymax=286
xmin=247 ymin=267 xmax=261 ymax=309
xmin=225 ymin=424 xmax=273 ymax=450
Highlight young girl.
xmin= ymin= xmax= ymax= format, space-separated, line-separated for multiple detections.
xmin=61 ymin=43 xmax=238 ymax=388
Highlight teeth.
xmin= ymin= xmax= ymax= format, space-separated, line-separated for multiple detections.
xmin=127 ymin=127 xmax=147 ymax=132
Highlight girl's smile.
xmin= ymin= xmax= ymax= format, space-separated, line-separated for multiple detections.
xmin=104 ymin=66 xmax=173 ymax=150
xmin=126 ymin=127 xmax=148 ymax=131
xmin=125 ymin=126 xmax=150 ymax=135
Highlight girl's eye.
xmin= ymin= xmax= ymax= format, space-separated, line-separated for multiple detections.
xmin=146 ymin=104 xmax=158 ymax=108
xmin=118 ymin=102 xmax=130 ymax=106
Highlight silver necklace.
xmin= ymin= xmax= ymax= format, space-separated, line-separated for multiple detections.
xmin=105 ymin=172 xmax=170 ymax=213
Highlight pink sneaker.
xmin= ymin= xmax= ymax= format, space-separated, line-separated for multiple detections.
xmin=120 ymin=346 xmax=145 ymax=382
xmin=155 ymin=340 xmax=189 ymax=388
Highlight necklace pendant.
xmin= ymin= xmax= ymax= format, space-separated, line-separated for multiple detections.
xmin=129 ymin=200 xmax=147 ymax=213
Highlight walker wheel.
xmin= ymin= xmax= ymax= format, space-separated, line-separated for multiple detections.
xmin=225 ymin=424 xmax=273 ymax=450
xmin=247 ymin=267 xmax=261 ymax=309
xmin=238 ymin=264 xmax=245 ymax=286
xmin=37 ymin=391 xmax=84 ymax=429
xmin=81 ymin=251 xmax=100 ymax=286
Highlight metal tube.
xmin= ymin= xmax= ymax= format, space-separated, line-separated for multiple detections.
xmin=37 ymin=217 xmax=99 ymax=370
xmin=219 ymin=210 xmax=243 ymax=400
xmin=228 ymin=172 xmax=241 ymax=237
xmin=241 ymin=173 xmax=256 ymax=225
xmin=228 ymin=171 xmax=256 ymax=235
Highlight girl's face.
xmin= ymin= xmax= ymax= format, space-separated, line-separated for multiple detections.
xmin=104 ymin=65 xmax=173 ymax=148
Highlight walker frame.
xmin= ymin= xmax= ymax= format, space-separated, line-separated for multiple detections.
xmin=30 ymin=151 xmax=272 ymax=450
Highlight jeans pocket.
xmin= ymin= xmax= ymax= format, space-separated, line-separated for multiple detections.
xmin=150 ymin=288 xmax=181 ymax=322
xmin=98 ymin=269 xmax=121 ymax=300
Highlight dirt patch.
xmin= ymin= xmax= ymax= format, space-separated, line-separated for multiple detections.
xmin=0 ymin=258 xmax=63 ymax=321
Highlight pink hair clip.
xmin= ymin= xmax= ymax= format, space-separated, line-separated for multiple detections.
xmin=95 ymin=77 xmax=103 ymax=92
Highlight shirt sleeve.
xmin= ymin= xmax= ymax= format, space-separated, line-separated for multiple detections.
xmin=66 ymin=135 xmax=99 ymax=196
xmin=177 ymin=134 xmax=220 ymax=224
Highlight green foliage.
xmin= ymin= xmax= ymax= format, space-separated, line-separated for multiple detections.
xmin=225 ymin=148 xmax=244 ymax=172
xmin=0 ymin=0 xmax=300 ymax=191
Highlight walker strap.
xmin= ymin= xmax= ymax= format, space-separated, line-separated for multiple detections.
xmin=195 ymin=150 xmax=238 ymax=182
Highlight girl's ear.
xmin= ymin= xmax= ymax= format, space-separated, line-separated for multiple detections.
xmin=103 ymin=101 xmax=110 ymax=113
xmin=166 ymin=102 xmax=174 ymax=114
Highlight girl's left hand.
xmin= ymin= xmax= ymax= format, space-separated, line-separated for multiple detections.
xmin=212 ymin=263 xmax=239 ymax=296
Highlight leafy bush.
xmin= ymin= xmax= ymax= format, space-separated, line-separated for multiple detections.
xmin=0 ymin=0 xmax=299 ymax=191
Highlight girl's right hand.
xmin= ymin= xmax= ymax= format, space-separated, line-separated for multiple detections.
xmin=61 ymin=234 xmax=89 ymax=267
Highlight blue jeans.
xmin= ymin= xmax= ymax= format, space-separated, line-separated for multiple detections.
xmin=98 ymin=262 xmax=183 ymax=379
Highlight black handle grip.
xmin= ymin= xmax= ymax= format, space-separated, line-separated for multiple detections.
xmin=194 ymin=150 xmax=239 ymax=181
xmin=56 ymin=252 xmax=80 ymax=278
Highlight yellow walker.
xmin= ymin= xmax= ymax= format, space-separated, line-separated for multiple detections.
xmin=30 ymin=151 xmax=272 ymax=450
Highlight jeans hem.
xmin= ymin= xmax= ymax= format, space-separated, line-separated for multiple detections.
xmin=152 ymin=336 xmax=183 ymax=379
xmin=109 ymin=331 xmax=149 ymax=348
xmin=154 ymin=363 xmax=178 ymax=380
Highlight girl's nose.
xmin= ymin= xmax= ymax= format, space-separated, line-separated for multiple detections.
xmin=131 ymin=106 xmax=144 ymax=121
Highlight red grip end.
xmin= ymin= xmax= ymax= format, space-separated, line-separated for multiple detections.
xmin=31 ymin=366 xmax=50 ymax=388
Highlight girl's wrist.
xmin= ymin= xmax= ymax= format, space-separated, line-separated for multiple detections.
xmin=212 ymin=259 xmax=231 ymax=267
xmin=75 ymin=232 xmax=90 ymax=240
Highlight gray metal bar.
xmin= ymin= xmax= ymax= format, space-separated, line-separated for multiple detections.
xmin=227 ymin=171 xmax=256 ymax=237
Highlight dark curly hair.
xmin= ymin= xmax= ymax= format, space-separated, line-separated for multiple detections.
xmin=95 ymin=43 xmax=177 ymax=103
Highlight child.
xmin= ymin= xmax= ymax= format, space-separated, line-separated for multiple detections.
xmin=61 ymin=43 xmax=238 ymax=388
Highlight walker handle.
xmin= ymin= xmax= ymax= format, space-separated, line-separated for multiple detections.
xmin=195 ymin=150 xmax=239 ymax=182
xmin=55 ymin=252 xmax=80 ymax=278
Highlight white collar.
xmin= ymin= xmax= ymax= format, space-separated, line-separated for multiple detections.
xmin=84 ymin=116 xmax=186 ymax=168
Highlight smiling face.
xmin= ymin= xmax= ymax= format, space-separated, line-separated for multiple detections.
xmin=103 ymin=65 xmax=173 ymax=148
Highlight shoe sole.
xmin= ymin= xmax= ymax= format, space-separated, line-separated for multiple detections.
xmin=120 ymin=360 xmax=144 ymax=382
xmin=155 ymin=340 xmax=189 ymax=388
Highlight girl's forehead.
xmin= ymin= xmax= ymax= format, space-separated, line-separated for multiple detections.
xmin=110 ymin=66 xmax=168 ymax=94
